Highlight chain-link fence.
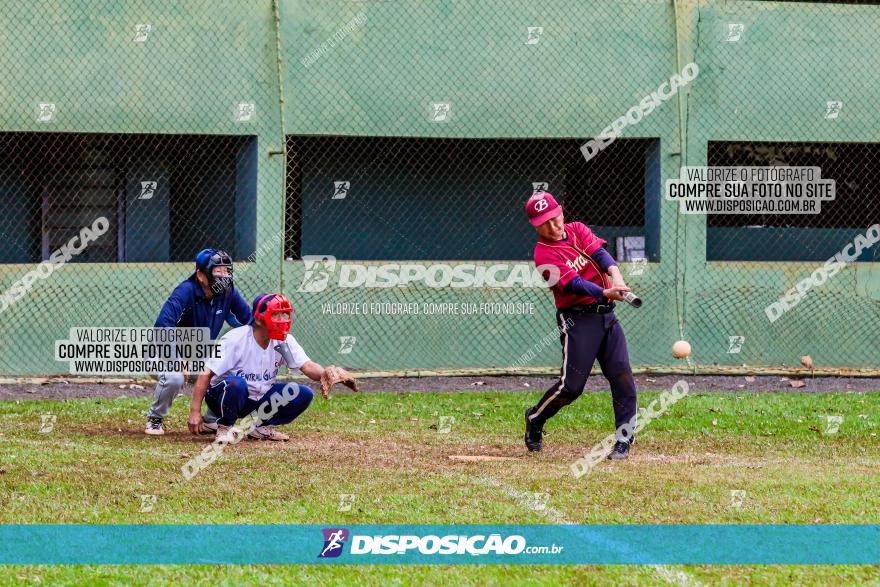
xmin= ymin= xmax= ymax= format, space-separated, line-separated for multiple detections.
xmin=1 ymin=0 xmax=878 ymax=377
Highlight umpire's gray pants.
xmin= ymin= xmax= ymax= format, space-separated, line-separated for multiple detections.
xmin=147 ymin=372 xmax=218 ymax=423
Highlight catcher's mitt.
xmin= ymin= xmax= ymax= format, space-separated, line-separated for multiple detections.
xmin=320 ymin=365 xmax=359 ymax=399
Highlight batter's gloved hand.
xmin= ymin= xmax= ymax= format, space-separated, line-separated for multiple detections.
xmin=320 ymin=365 xmax=359 ymax=399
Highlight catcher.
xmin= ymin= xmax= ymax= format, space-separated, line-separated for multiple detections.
xmin=187 ymin=292 xmax=357 ymax=442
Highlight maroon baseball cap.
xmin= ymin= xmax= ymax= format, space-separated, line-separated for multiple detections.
xmin=525 ymin=191 xmax=562 ymax=226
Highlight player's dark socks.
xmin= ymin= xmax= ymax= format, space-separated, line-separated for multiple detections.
xmin=524 ymin=407 xmax=544 ymax=452
xmin=607 ymin=440 xmax=631 ymax=460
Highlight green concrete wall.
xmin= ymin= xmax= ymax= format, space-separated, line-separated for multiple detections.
xmin=1 ymin=0 xmax=879 ymax=375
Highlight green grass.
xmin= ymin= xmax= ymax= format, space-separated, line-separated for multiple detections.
xmin=0 ymin=387 xmax=878 ymax=585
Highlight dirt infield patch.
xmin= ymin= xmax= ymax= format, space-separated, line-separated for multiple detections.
xmin=448 ymin=455 xmax=521 ymax=462
xmin=0 ymin=374 xmax=877 ymax=402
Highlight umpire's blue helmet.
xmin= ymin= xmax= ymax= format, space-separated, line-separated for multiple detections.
xmin=195 ymin=248 xmax=234 ymax=294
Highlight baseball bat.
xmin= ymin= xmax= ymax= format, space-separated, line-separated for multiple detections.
xmin=621 ymin=291 xmax=643 ymax=308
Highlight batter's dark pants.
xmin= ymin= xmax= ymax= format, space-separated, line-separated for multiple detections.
xmin=527 ymin=309 xmax=638 ymax=442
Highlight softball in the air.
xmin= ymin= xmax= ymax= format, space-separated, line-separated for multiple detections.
xmin=672 ymin=340 xmax=692 ymax=359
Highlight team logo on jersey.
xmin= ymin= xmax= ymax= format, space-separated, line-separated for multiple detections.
xmin=565 ymin=254 xmax=590 ymax=273
xmin=319 ymin=528 xmax=349 ymax=558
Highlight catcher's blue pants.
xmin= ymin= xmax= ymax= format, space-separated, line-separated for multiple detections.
xmin=205 ymin=377 xmax=313 ymax=427
xmin=527 ymin=309 xmax=638 ymax=440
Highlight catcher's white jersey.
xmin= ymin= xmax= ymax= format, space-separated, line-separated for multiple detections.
xmin=207 ymin=325 xmax=309 ymax=400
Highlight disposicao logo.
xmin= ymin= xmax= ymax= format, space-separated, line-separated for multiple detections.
xmin=318 ymin=528 xmax=349 ymax=558
xmin=317 ymin=530 xmax=563 ymax=558
xmin=348 ymin=533 xmax=528 ymax=556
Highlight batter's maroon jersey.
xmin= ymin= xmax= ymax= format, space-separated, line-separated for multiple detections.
xmin=533 ymin=221 xmax=609 ymax=309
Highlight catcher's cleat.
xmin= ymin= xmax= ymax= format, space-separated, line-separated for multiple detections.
xmin=247 ymin=425 xmax=289 ymax=441
xmin=524 ymin=407 xmax=543 ymax=452
xmin=215 ymin=424 xmax=245 ymax=444
xmin=144 ymin=417 xmax=165 ymax=436
xmin=607 ymin=440 xmax=631 ymax=460
xmin=199 ymin=420 xmax=218 ymax=435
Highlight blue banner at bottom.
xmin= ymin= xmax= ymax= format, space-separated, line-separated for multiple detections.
xmin=0 ymin=525 xmax=876 ymax=565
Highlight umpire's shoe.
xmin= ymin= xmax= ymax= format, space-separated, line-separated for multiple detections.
xmin=144 ymin=417 xmax=164 ymax=436
xmin=524 ymin=407 xmax=544 ymax=452
xmin=607 ymin=440 xmax=632 ymax=460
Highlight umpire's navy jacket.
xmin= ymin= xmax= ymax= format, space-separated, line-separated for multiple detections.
xmin=154 ymin=274 xmax=252 ymax=339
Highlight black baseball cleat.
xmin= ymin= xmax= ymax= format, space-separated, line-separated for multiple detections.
xmin=524 ymin=408 xmax=544 ymax=452
xmin=607 ymin=440 xmax=631 ymax=460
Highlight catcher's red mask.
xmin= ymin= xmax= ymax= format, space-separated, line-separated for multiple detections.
xmin=252 ymin=293 xmax=293 ymax=341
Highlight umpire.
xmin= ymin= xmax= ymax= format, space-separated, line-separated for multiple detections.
xmin=144 ymin=248 xmax=252 ymax=435
xmin=523 ymin=192 xmax=638 ymax=459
